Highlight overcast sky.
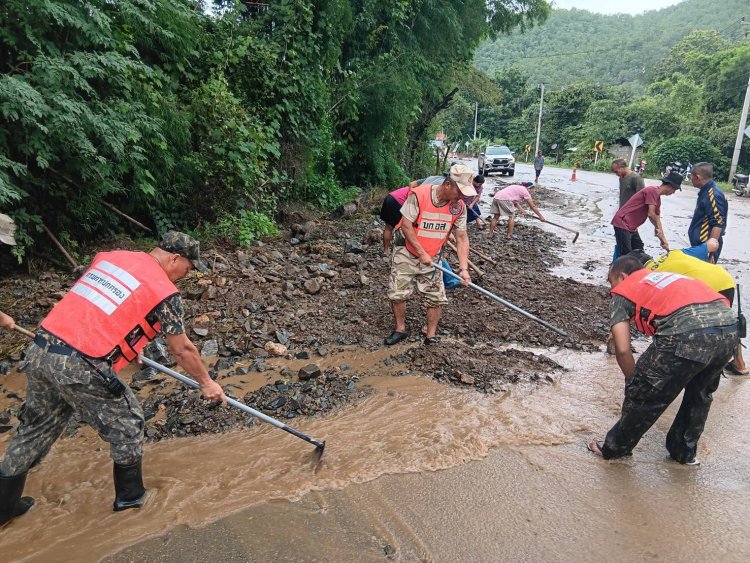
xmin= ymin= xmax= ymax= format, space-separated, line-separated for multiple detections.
xmin=551 ymin=0 xmax=684 ymax=15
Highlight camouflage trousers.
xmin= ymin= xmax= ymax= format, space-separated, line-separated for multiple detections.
xmin=0 ymin=343 xmax=144 ymax=477
xmin=387 ymin=246 xmax=447 ymax=307
xmin=602 ymin=327 xmax=737 ymax=461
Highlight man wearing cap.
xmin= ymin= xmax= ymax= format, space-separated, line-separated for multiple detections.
xmin=384 ymin=164 xmax=474 ymax=346
xmin=0 ymin=213 xmax=17 ymax=246
xmin=0 ymin=231 xmax=227 ymax=527
xmin=611 ymin=171 xmax=682 ymax=257
xmin=487 ymin=181 xmax=545 ymax=240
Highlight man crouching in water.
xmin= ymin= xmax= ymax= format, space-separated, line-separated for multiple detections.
xmin=588 ymin=254 xmax=737 ymax=465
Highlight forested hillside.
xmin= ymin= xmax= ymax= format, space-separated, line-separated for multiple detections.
xmin=0 ymin=0 xmax=550 ymax=262
xmin=475 ymin=0 xmax=748 ymax=92
xmin=441 ymin=24 xmax=750 ymax=180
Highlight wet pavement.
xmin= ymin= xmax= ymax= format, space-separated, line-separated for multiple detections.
xmin=3 ymin=163 xmax=750 ymax=561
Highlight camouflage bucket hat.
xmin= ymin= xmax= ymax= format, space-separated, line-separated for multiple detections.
xmin=159 ymin=231 xmax=209 ymax=273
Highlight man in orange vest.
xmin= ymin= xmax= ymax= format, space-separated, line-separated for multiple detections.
xmin=384 ymin=164 xmax=474 ymax=345
xmin=588 ymin=254 xmax=738 ymax=465
xmin=0 ymin=232 xmax=227 ymax=527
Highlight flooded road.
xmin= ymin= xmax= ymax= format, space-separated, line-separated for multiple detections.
xmin=3 ymin=164 xmax=750 ymax=561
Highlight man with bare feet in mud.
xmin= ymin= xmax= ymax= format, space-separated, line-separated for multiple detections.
xmin=385 ymin=164 xmax=474 ymax=346
xmin=588 ymin=255 xmax=738 ymax=465
xmin=0 ymin=232 xmax=227 ymax=527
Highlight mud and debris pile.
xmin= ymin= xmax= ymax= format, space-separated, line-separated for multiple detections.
xmin=394 ymin=342 xmax=564 ymax=392
xmin=139 ymin=371 xmax=372 ymax=442
xmin=0 ymin=195 xmax=611 ymax=441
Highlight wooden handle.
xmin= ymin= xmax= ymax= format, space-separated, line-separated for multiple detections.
xmin=449 ymin=233 xmax=497 ymax=265
xmin=445 ymin=240 xmax=483 ymax=276
xmin=13 ymin=325 xmax=35 ymax=339
xmin=468 ymin=246 xmax=497 ymax=265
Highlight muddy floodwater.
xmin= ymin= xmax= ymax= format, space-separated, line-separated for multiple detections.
xmin=2 ymin=164 xmax=750 ymax=561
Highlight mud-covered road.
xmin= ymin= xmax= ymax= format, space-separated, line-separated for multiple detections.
xmin=1 ymin=162 xmax=750 ymax=562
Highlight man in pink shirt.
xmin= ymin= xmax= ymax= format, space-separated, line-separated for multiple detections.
xmin=487 ymin=182 xmax=545 ymax=239
xmin=379 ymin=185 xmax=413 ymax=253
xmin=612 ymin=171 xmax=682 ymax=257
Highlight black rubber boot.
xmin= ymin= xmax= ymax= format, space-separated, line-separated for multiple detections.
xmin=0 ymin=472 xmax=35 ymax=526
xmin=113 ymin=460 xmax=146 ymax=512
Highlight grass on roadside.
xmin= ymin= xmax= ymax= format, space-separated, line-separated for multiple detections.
xmin=715 ymin=181 xmax=733 ymax=193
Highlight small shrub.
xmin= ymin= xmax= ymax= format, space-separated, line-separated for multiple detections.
xmin=202 ymin=210 xmax=278 ymax=247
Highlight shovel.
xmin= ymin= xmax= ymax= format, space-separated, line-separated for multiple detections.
xmin=532 ymin=217 xmax=580 ymax=243
xmin=432 ymin=262 xmax=569 ymax=338
xmin=139 ymin=356 xmax=326 ymax=465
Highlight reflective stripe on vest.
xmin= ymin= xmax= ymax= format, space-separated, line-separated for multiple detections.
xmin=41 ymin=250 xmax=179 ymax=371
xmin=610 ymin=269 xmax=729 ymax=336
xmin=399 ymin=184 xmax=463 ymax=258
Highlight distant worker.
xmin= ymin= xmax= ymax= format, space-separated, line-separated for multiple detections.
xmin=534 ymin=150 xmax=544 ymax=184
xmin=611 ymin=171 xmax=682 ymax=257
xmin=588 ymin=255 xmax=738 ymax=465
xmin=384 ymin=164 xmax=474 ymax=346
xmin=688 ymin=162 xmax=728 ymax=263
xmin=0 ymin=232 xmax=227 ymax=527
xmin=611 ymin=158 xmax=645 ymax=208
xmin=487 ymin=182 xmax=545 ymax=240
xmin=464 ymin=175 xmax=486 ymax=229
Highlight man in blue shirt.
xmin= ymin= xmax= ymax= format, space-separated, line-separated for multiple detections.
xmin=687 ymin=162 xmax=728 ymax=263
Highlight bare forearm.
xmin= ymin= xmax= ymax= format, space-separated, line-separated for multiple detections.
xmin=0 ymin=311 xmax=15 ymax=330
xmin=172 ymin=342 xmax=211 ymax=384
xmin=709 ymin=226 xmax=722 ymax=240
xmin=616 ymin=351 xmax=636 ymax=379
xmin=401 ymin=222 xmax=426 ymax=255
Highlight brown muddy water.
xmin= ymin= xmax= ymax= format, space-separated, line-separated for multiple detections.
xmin=3 ymin=164 xmax=750 ymax=561
xmin=3 ymin=344 xmax=750 ymax=562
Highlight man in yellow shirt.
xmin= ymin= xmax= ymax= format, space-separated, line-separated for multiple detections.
xmin=634 ymin=240 xmax=747 ymax=375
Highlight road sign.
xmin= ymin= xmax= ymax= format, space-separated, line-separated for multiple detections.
xmin=744 ymin=125 xmax=750 ymax=139
xmin=525 ymin=144 xmax=531 ymax=152
xmin=628 ymin=133 xmax=643 ymax=148
xmin=594 ymin=140 xmax=604 ymax=152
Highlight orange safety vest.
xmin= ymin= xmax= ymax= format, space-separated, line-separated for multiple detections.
xmin=610 ymin=269 xmax=728 ymax=336
xmin=41 ymin=250 xmax=179 ymax=372
xmin=398 ymin=183 xmax=464 ymax=258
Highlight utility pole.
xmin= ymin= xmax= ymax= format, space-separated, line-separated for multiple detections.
xmin=473 ymin=102 xmax=478 ymax=140
xmin=534 ymin=84 xmax=545 ymax=156
xmin=728 ymin=70 xmax=750 ymax=182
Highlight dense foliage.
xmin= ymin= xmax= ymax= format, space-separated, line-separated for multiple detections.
xmin=475 ymin=0 xmax=748 ymax=92
xmin=0 ymin=0 xmax=551 ymax=262
xmin=445 ymin=24 xmax=750 ymax=180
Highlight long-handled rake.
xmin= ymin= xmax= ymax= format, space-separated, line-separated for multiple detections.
xmin=139 ymin=355 xmax=326 ymax=465
xmin=432 ymin=262 xmax=569 ymax=338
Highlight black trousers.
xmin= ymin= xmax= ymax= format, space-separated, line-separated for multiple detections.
xmin=614 ymin=227 xmax=644 ymax=257
xmin=602 ymin=328 xmax=737 ymax=461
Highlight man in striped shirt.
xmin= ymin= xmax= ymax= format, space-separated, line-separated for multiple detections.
xmin=688 ymin=163 xmax=728 ymax=263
